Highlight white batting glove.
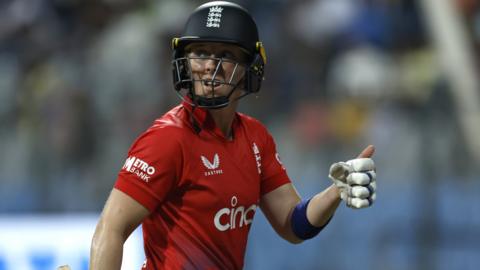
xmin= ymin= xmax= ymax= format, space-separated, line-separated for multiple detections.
xmin=329 ymin=158 xmax=376 ymax=209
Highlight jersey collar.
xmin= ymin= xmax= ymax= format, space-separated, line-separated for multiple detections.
xmin=181 ymin=100 xmax=240 ymax=140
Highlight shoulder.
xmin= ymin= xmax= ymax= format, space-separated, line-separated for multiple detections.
xmin=131 ymin=105 xmax=191 ymax=150
xmin=237 ymin=113 xmax=272 ymax=140
xmin=237 ymin=112 xmax=269 ymax=134
xmin=237 ymin=113 xmax=277 ymax=148
xmin=150 ymin=105 xmax=187 ymax=131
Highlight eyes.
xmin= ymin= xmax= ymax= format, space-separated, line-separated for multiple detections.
xmin=190 ymin=50 xmax=234 ymax=60
xmin=187 ymin=48 xmax=246 ymax=63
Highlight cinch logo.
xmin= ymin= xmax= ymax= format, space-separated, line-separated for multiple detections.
xmin=214 ymin=196 xmax=257 ymax=231
xmin=122 ymin=156 xmax=156 ymax=182
xmin=206 ymin=6 xmax=223 ymax=28
xmin=201 ymin=153 xmax=223 ymax=176
xmin=252 ymin=142 xmax=262 ymax=174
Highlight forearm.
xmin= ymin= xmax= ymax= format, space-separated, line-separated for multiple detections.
xmin=261 ymin=183 xmax=341 ymax=243
xmin=90 ymin=225 xmax=126 ymax=270
xmin=306 ymin=184 xmax=342 ymax=227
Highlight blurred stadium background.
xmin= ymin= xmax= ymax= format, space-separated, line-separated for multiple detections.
xmin=0 ymin=0 xmax=479 ymax=269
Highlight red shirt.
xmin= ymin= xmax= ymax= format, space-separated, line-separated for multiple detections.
xmin=114 ymin=101 xmax=291 ymax=270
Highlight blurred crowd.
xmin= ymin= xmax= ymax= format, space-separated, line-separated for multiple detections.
xmin=1 ymin=0 xmax=479 ymax=269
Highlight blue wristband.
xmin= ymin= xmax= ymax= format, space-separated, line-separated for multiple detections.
xmin=291 ymin=198 xmax=332 ymax=240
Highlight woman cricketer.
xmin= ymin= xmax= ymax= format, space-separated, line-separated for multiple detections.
xmin=90 ymin=1 xmax=377 ymax=269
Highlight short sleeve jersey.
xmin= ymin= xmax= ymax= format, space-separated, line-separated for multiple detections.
xmin=114 ymin=101 xmax=291 ymax=270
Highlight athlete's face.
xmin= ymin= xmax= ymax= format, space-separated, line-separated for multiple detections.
xmin=185 ymin=42 xmax=248 ymax=99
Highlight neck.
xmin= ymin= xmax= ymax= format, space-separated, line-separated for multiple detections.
xmin=208 ymin=102 xmax=238 ymax=139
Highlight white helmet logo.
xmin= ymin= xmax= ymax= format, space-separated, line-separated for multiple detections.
xmin=206 ymin=6 xmax=223 ymax=28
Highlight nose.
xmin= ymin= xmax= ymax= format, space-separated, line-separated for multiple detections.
xmin=204 ymin=56 xmax=219 ymax=73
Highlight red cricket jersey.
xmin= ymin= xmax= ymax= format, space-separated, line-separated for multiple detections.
xmin=114 ymin=101 xmax=291 ymax=270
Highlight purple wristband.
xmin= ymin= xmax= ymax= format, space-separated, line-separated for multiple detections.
xmin=291 ymin=198 xmax=331 ymax=240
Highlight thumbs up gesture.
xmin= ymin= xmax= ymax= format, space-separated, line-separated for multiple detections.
xmin=329 ymin=145 xmax=377 ymax=209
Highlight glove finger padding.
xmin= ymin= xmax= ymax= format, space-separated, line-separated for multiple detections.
xmin=349 ymin=185 xmax=373 ymax=199
xmin=346 ymin=158 xmax=375 ymax=172
xmin=347 ymin=180 xmax=376 ymax=208
xmin=346 ymin=171 xmax=376 ymax=185
xmin=346 ymin=197 xmax=372 ymax=209
xmin=369 ymin=181 xmax=377 ymax=193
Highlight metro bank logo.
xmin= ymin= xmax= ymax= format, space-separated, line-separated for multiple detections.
xmin=122 ymin=156 xmax=156 ymax=182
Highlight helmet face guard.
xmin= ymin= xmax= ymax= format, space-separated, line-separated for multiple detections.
xmin=171 ymin=1 xmax=266 ymax=109
xmin=172 ymin=55 xmax=249 ymax=109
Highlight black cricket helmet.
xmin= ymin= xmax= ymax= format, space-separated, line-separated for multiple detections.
xmin=172 ymin=1 xmax=267 ymax=109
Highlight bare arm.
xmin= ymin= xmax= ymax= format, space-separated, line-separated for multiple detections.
xmin=260 ymin=183 xmax=301 ymax=243
xmin=90 ymin=188 xmax=150 ymax=270
xmin=306 ymin=184 xmax=341 ymax=227
xmin=260 ymin=183 xmax=341 ymax=244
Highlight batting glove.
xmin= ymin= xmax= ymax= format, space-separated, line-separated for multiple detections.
xmin=329 ymin=158 xmax=376 ymax=209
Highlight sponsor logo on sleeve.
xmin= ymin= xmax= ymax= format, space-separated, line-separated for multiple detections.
xmin=252 ymin=142 xmax=262 ymax=174
xmin=122 ymin=156 xmax=156 ymax=182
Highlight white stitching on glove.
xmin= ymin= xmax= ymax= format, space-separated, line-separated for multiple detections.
xmin=329 ymin=158 xmax=376 ymax=209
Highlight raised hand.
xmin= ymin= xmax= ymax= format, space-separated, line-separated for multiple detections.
xmin=329 ymin=145 xmax=377 ymax=209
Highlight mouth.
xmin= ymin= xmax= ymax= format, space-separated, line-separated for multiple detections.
xmin=203 ymin=79 xmax=222 ymax=88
